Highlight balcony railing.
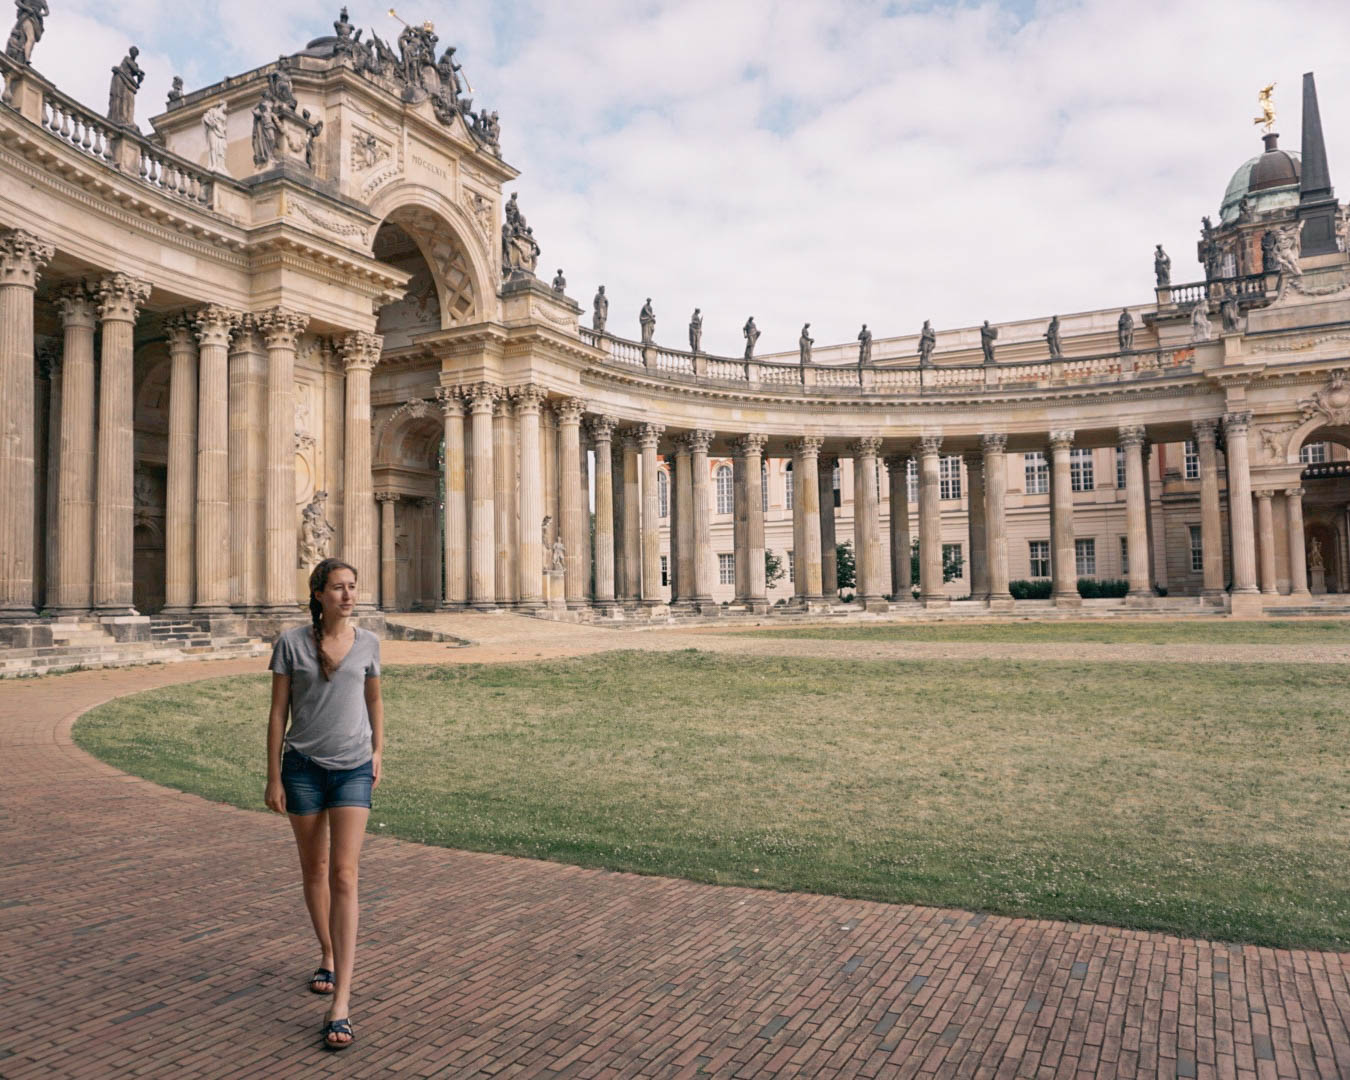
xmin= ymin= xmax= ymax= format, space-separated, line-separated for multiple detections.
xmin=1163 ymin=274 xmax=1271 ymax=305
xmin=1302 ymin=461 xmax=1350 ymax=480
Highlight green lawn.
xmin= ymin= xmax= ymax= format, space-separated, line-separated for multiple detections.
xmin=740 ymin=618 xmax=1350 ymax=644
xmin=74 ymin=651 xmax=1350 ymax=949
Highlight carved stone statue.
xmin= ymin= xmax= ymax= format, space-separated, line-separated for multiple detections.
xmin=798 ymin=323 xmax=813 ymax=365
xmin=500 ymin=195 xmax=540 ymax=277
xmin=1261 ymin=229 xmax=1278 ymax=273
xmin=1154 ymin=244 xmax=1171 ymax=288
xmin=857 ymin=324 xmax=872 ymax=366
xmin=980 ymin=320 xmax=998 ymax=364
xmin=1045 ymin=315 xmax=1062 ymax=359
xmin=167 ymin=76 xmax=184 ymax=106
xmin=551 ymin=537 xmax=567 ymax=571
xmin=1190 ymin=300 xmax=1212 ymax=343
xmin=435 ymin=45 xmax=463 ymax=108
xmin=1199 ymin=216 xmax=1220 ymax=281
xmin=203 ymin=103 xmax=228 ymax=174
xmin=639 ymin=299 xmax=655 ymax=345
xmin=268 ymin=57 xmax=298 ymax=111
xmin=251 ymin=96 xmax=277 ymax=167
xmin=551 ymin=268 xmax=566 ymax=294
xmin=743 ymin=317 xmax=760 ymax=360
xmin=592 ymin=285 xmax=608 ymax=332
xmin=1309 ymin=537 xmax=1325 ymax=571
xmin=540 ymin=515 xmax=551 ymax=544
xmin=299 ymin=491 xmax=336 ymax=568
xmin=333 ymin=6 xmax=360 ymax=56
xmin=1220 ymin=297 xmax=1241 ymax=333
xmin=688 ymin=308 xmax=702 ymax=353
xmin=1117 ymin=308 xmax=1134 ymax=352
xmin=473 ymin=110 xmax=501 ymax=155
xmin=5 ymin=0 xmax=48 ymax=64
xmin=108 ymin=46 xmax=145 ymax=128
xmin=917 ymin=320 xmax=936 ymax=366
xmin=1273 ymin=223 xmax=1302 ymax=276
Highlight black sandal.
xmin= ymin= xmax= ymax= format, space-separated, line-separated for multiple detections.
xmin=308 ymin=968 xmax=335 ymax=995
xmin=321 ymin=1017 xmax=353 ymax=1050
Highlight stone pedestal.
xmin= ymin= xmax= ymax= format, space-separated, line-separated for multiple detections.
xmin=546 ymin=568 xmax=566 ymax=612
xmin=1311 ymin=566 xmax=1327 ymax=595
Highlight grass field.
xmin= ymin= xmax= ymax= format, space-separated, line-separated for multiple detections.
xmin=740 ymin=619 xmax=1350 ymax=644
xmin=74 ymin=651 xmax=1350 ymax=949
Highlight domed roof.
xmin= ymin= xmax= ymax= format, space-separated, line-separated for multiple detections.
xmin=1221 ymin=132 xmax=1301 ymax=224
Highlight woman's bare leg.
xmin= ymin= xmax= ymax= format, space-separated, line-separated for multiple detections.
xmin=288 ymin=812 xmax=335 ymax=980
xmin=324 ymin=805 xmax=369 ymax=1044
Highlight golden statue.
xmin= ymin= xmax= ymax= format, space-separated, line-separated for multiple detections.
xmin=1254 ymin=83 xmax=1276 ymax=133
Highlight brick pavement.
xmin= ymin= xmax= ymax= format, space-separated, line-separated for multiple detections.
xmin=2 ymin=640 xmax=1349 ymax=1078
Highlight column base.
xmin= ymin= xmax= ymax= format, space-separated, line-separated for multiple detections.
xmin=859 ymin=596 xmax=889 ymax=612
xmin=790 ymin=597 xmax=833 ymax=613
xmin=921 ymin=594 xmax=949 ymax=608
xmin=158 ymin=605 xmax=192 ymax=617
xmin=590 ymin=602 xmax=625 ymax=618
xmin=0 ymin=607 xmax=38 ymax=620
xmin=693 ymin=600 xmax=721 ymax=616
xmin=637 ymin=602 xmax=670 ymax=618
xmin=1052 ymin=594 xmax=1083 ymax=608
xmin=193 ymin=604 xmax=234 ymax=616
xmin=471 ymin=603 xmax=503 ymax=613
xmin=987 ymin=596 xmax=1015 ymax=611
xmin=515 ymin=600 xmax=544 ymax=613
xmin=436 ymin=602 xmax=471 ymax=612
xmin=1288 ymin=589 xmax=1313 ymax=601
xmin=94 ymin=605 xmax=138 ymax=617
xmin=1229 ymin=591 xmax=1264 ymax=618
xmin=98 ymin=614 xmax=151 ymax=642
xmin=736 ymin=599 xmax=770 ymax=614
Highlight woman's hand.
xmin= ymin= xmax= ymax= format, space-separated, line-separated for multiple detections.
xmin=371 ymin=750 xmax=382 ymax=791
xmin=264 ymin=777 xmax=286 ymax=814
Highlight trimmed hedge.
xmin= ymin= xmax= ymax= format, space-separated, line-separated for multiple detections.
xmin=1009 ymin=578 xmax=1052 ymax=600
xmin=1008 ymin=578 xmax=1131 ymax=599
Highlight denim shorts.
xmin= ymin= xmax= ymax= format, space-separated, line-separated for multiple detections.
xmin=280 ymin=748 xmax=374 ymax=815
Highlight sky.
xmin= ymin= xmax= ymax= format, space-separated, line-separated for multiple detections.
xmin=30 ymin=0 xmax=1350 ymax=357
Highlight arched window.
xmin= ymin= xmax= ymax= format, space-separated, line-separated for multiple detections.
xmin=832 ymin=462 xmax=841 ymax=508
xmin=785 ymin=462 xmax=794 ymax=510
xmin=715 ymin=465 xmax=733 ymax=514
xmin=657 ymin=468 xmax=669 ymax=517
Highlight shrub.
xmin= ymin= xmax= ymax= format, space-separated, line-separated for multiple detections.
xmin=1078 ymin=577 xmax=1129 ymax=598
xmin=1009 ymin=578 xmax=1052 ymax=600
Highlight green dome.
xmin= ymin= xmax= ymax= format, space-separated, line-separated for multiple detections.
xmin=1220 ymin=133 xmax=1301 ymax=224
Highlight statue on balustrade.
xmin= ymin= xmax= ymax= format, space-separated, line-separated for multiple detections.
xmin=857 ymin=324 xmax=872 ymax=367
xmin=551 ymin=268 xmax=566 ymax=294
xmin=1199 ymin=216 xmax=1220 ymax=281
xmin=1045 ymin=315 xmax=1062 ymax=359
xmin=251 ymin=96 xmax=277 ymax=166
xmin=980 ymin=320 xmax=998 ymax=364
xmin=592 ymin=285 xmax=608 ymax=332
xmin=1261 ymin=229 xmax=1278 ymax=273
xmin=1190 ymin=300 xmax=1212 ymax=343
xmin=639 ymin=298 xmax=655 ymax=344
xmin=203 ymin=103 xmax=228 ymax=174
xmin=689 ymin=308 xmax=703 ymax=353
xmin=167 ymin=76 xmax=184 ymax=106
xmin=332 ymin=7 xmax=361 ymax=57
xmin=398 ymin=20 xmax=438 ymax=91
xmin=1221 ymin=297 xmax=1241 ymax=333
xmin=1154 ymin=244 xmax=1171 ymax=288
xmin=435 ymin=45 xmax=463 ymax=109
xmin=108 ymin=46 xmax=144 ymax=128
xmin=471 ymin=109 xmax=501 ymax=155
xmin=1117 ymin=308 xmax=1134 ymax=353
xmin=299 ymin=492 xmax=335 ymax=569
xmin=5 ymin=0 xmax=48 ymax=64
xmin=269 ymin=57 xmax=298 ymax=111
xmin=798 ymin=323 xmax=813 ymax=365
xmin=917 ymin=320 xmax=936 ymax=366
xmin=743 ymin=316 xmax=760 ymax=359
xmin=500 ymin=194 xmax=540 ymax=277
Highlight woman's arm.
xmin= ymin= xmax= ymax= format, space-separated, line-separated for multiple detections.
xmin=264 ymin=672 xmax=290 ymax=813
xmin=365 ymin=675 xmax=384 ymax=789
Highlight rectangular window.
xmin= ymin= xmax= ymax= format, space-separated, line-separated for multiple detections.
xmin=1184 ymin=440 xmax=1200 ymax=480
xmin=1070 ymin=448 xmax=1094 ymax=492
xmin=1029 ymin=540 xmax=1050 ymax=578
xmin=907 ymin=458 xmax=918 ymax=503
xmin=1119 ymin=535 xmax=1129 ymax=576
xmin=943 ymin=543 xmax=964 ymax=578
xmin=1300 ymin=442 xmax=1328 ymax=464
xmin=718 ymin=553 xmax=734 ymax=585
xmin=1116 ymin=446 xmax=1126 ymax=489
xmin=1024 ymin=452 xmax=1049 ymax=495
xmin=1189 ymin=525 xmax=1203 ymax=572
xmin=1075 ymin=537 xmax=1096 ymax=577
xmin=785 ymin=467 xmax=794 ymax=510
xmin=761 ymin=460 xmax=768 ymax=513
xmin=939 ymin=456 xmax=962 ymax=500
xmin=787 ymin=550 xmax=795 ymax=583
xmin=660 ymin=554 xmax=669 ymax=587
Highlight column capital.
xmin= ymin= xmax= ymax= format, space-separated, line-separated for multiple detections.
xmin=981 ymin=432 xmax=1008 ymax=453
xmin=1192 ymin=417 xmax=1220 ymax=446
xmin=848 ymin=436 xmax=883 ymax=457
xmin=95 ymin=272 xmax=151 ymax=323
xmin=255 ymin=307 xmax=310 ymax=349
xmin=165 ymin=312 xmax=196 ymax=351
xmin=917 ymin=434 xmax=943 ymax=457
xmin=1117 ymin=424 xmax=1147 ymax=449
xmin=493 ymin=394 xmax=514 ymax=418
xmin=786 ymin=436 xmax=824 ymax=457
xmin=586 ymin=414 xmax=617 ymax=441
xmin=0 ymin=228 xmax=54 ymax=287
xmin=374 ymin=490 xmax=401 ymax=503
xmin=963 ymin=449 xmax=985 ymax=471
xmin=1048 ymin=429 xmax=1075 ymax=451
xmin=688 ymin=429 xmax=714 ymax=454
xmin=883 ymin=452 xmax=908 ymax=470
xmin=1285 ymin=486 xmax=1305 ymax=500
xmin=730 ymin=433 xmax=767 ymax=457
xmin=618 ymin=426 xmax=642 ymax=450
xmin=434 ymin=385 xmax=465 ymax=416
xmin=671 ymin=433 xmax=693 ymax=457
xmin=1223 ymin=410 xmax=1252 ymax=436
xmin=636 ymin=423 xmax=665 ymax=450
xmin=464 ymin=382 xmax=502 ymax=413
xmin=192 ymin=304 xmax=241 ymax=349
xmin=511 ymin=383 xmax=548 ymax=413
xmin=55 ymin=281 xmax=97 ymax=328
xmin=339 ymin=331 xmax=383 ymax=371
xmin=553 ymin=396 xmax=586 ymax=425
xmin=1254 ymin=488 xmax=1274 ymax=500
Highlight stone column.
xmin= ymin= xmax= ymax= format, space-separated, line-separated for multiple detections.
xmin=1193 ymin=419 xmax=1225 ymax=598
xmin=1223 ymin=411 xmax=1259 ymax=599
xmin=612 ymin=436 xmax=627 ymax=602
xmin=256 ymin=309 xmax=308 ymax=611
xmin=555 ymin=397 xmax=586 ymax=608
xmin=338 ymin=332 xmax=381 ymax=609
xmin=1118 ymin=425 xmax=1151 ymax=599
xmin=965 ymin=451 xmax=988 ymax=601
xmin=466 ymin=383 xmax=499 ymax=609
xmin=622 ymin=431 xmax=641 ymax=603
xmin=494 ymin=396 xmax=519 ymax=606
xmin=191 ymin=305 xmax=239 ymax=614
xmin=227 ymin=317 xmax=266 ymax=610
xmin=671 ymin=436 xmax=694 ymax=606
xmin=1255 ymin=490 xmax=1278 ymax=594
xmin=731 ymin=434 xmax=767 ymax=610
xmin=92 ymin=273 xmax=151 ymax=615
xmin=689 ymin=429 xmax=715 ymax=606
xmin=514 ymin=386 xmax=546 ymax=610
xmin=1142 ymin=441 xmax=1160 ymax=593
xmin=377 ymin=491 xmax=399 ymax=609
xmin=52 ymin=284 xmax=97 ymax=613
xmin=849 ymin=439 xmax=884 ymax=608
xmin=789 ymin=437 xmax=825 ymax=602
xmin=638 ymin=424 xmax=665 ymax=607
xmin=1048 ymin=430 xmax=1080 ymax=606
xmin=819 ymin=455 xmax=838 ymax=599
xmin=1286 ymin=487 xmax=1311 ymax=597
xmin=39 ymin=344 xmax=60 ymax=611
xmin=161 ymin=315 xmax=198 ymax=613
xmin=886 ymin=454 xmax=912 ymax=601
xmin=917 ymin=435 xmax=947 ymax=607
xmin=982 ymin=434 xmax=1010 ymax=604
xmin=435 ymin=387 xmax=469 ymax=608
xmin=588 ymin=415 xmax=617 ymax=609
xmin=0 ymin=230 xmax=53 ymax=615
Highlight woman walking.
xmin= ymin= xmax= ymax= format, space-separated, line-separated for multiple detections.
xmin=265 ymin=558 xmax=384 ymax=1050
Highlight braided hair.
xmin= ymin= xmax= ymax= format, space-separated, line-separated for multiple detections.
xmin=308 ymin=557 xmax=358 ymax=681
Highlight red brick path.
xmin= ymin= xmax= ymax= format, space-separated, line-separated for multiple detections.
xmin=2 ymin=655 xmax=1348 ymax=1078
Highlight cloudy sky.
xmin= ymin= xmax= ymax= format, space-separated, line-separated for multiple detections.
xmin=32 ymin=0 xmax=1350 ymax=356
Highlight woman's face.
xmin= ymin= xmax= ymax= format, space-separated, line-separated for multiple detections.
xmin=317 ymin=568 xmax=358 ymax=619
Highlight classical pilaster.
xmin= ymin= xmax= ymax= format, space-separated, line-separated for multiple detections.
xmin=465 ymin=382 xmax=499 ymax=609
xmin=587 ymin=415 xmax=617 ymax=608
xmin=621 ymin=430 xmax=641 ymax=603
xmin=494 ymin=396 xmax=519 ymax=606
xmin=161 ymin=315 xmax=198 ymax=613
xmin=257 ymin=308 xmax=308 ymax=610
xmin=1286 ymin=487 xmax=1311 ymax=597
xmin=885 ymin=454 xmax=912 ymax=601
xmin=849 ymin=439 xmax=884 ymax=608
xmin=671 ymin=436 xmax=694 ymax=606
xmin=436 ymin=387 xmax=468 ymax=608
xmin=1255 ymin=490 xmax=1278 ymax=594
xmin=339 ymin=332 xmax=381 ymax=609
xmin=964 ymin=451 xmax=988 ymax=601
xmin=1118 ymin=425 xmax=1151 ymax=599
xmin=1048 ymin=430 xmax=1079 ymax=606
xmin=638 ymin=424 xmax=665 ymax=607
xmin=555 ymin=397 xmax=586 ymax=608
xmin=788 ymin=437 xmax=825 ymax=602
xmin=819 ymin=455 xmax=838 ymax=600
xmin=191 ymin=305 xmax=240 ymax=613
xmin=689 ymin=429 xmax=715 ymax=606
xmin=1223 ymin=412 xmax=1259 ymax=597
xmin=917 ymin=435 xmax=946 ymax=607
xmin=52 ymin=284 xmax=97 ymax=613
xmin=93 ymin=272 xmax=151 ymax=614
xmin=515 ymin=386 xmax=547 ymax=610
xmin=228 ymin=316 xmax=266 ymax=610
xmin=1192 ymin=419 xmax=1225 ymax=598
xmin=376 ymin=491 xmax=399 ymax=609
xmin=731 ymin=434 xmax=768 ymax=611
xmin=981 ymin=434 xmax=1010 ymax=604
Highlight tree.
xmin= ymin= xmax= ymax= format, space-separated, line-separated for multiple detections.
xmin=835 ymin=540 xmax=856 ymax=591
xmin=764 ymin=549 xmax=786 ymax=589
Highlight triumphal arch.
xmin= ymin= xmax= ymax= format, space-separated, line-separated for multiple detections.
xmin=1 ymin=8 xmax=1348 ymax=671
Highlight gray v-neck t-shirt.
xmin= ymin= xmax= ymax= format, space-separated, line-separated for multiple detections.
xmin=269 ymin=624 xmax=380 ymax=770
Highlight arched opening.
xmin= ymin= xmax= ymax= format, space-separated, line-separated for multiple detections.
xmin=373 ymin=410 xmax=445 ymax=611
xmin=372 ymin=203 xmax=481 ymax=349
xmin=1291 ymin=425 xmax=1350 ymax=594
xmin=132 ymin=345 xmax=170 ymax=614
